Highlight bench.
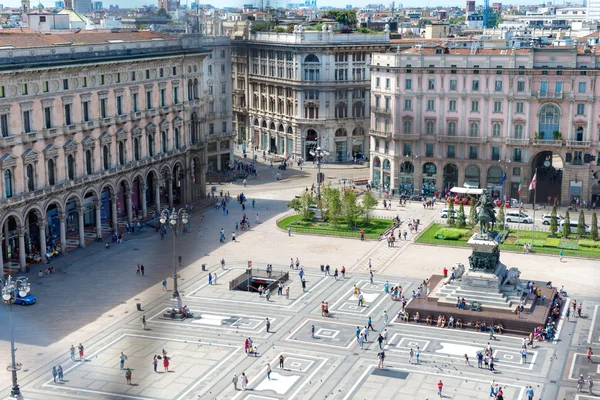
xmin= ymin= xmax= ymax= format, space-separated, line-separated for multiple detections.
xmin=160 ymin=311 xmax=187 ymax=320
xmin=470 ymin=301 xmax=482 ymax=312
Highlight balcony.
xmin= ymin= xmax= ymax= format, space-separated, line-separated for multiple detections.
xmin=82 ymin=120 xmax=97 ymax=130
xmin=159 ymin=106 xmax=171 ymax=115
xmin=537 ymin=91 xmax=563 ymax=99
xmin=22 ymin=131 xmax=43 ymax=144
xmin=207 ymin=131 xmax=237 ymax=141
xmin=370 ymin=106 xmax=391 ymax=115
xmin=437 ymin=135 xmax=463 ymax=143
xmin=65 ymin=124 xmax=78 ymax=133
xmin=131 ymin=111 xmax=143 ymax=121
xmin=233 ymin=88 xmax=244 ymax=94
xmin=463 ymin=136 xmax=488 ymax=144
xmin=369 ymin=129 xmax=391 ymax=140
xmin=533 ymin=139 xmax=563 ymax=146
xmin=565 ymin=139 xmax=591 ymax=149
xmin=206 ymin=112 xmax=216 ymax=120
xmin=145 ymin=109 xmax=157 ymax=118
xmin=42 ymin=127 xmax=61 ymax=139
xmin=393 ymin=133 xmax=420 ymax=141
xmin=0 ymin=134 xmax=20 ymax=147
xmin=99 ymin=117 xmax=113 ymax=128
xmin=172 ymin=103 xmax=183 ymax=112
xmin=505 ymin=138 xmax=530 ymax=145
xmin=115 ymin=114 xmax=129 ymax=124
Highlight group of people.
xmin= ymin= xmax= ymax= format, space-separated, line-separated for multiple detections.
xmin=243 ymin=338 xmax=257 ymax=356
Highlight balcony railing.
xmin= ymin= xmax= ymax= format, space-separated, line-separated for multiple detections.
xmin=565 ymin=139 xmax=591 ymax=148
xmin=464 ymin=136 xmax=488 ymax=144
xmin=82 ymin=120 xmax=97 ymax=130
xmin=437 ymin=135 xmax=463 ymax=143
xmin=115 ymin=114 xmax=129 ymax=124
xmin=42 ymin=127 xmax=61 ymax=139
xmin=370 ymin=106 xmax=391 ymax=114
xmin=537 ymin=91 xmax=563 ymax=99
xmin=533 ymin=139 xmax=563 ymax=146
xmin=99 ymin=117 xmax=113 ymax=127
xmin=0 ymin=135 xmax=19 ymax=147
xmin=393 ymin=133 xmax=420 ymax=141
xmin=132 ymin=111 xmax=143 ymax=120
xmin=505 ymin=138 xmax=530 ymax=145
xmin=369 ymin=129 xmax=391 ymax=139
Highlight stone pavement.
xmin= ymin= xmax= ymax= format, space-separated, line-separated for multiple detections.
xmin=0 ymin=158 xmax=599 ymax=400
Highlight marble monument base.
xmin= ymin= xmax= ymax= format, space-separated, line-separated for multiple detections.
xmin=460 ymin=262 xmax=506 ymax=294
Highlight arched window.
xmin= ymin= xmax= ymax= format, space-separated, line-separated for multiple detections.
xmin=103 ymin=146 xmax=110 ymax=170
xmin=148 ymin=135 xmax=154 ymax=157
xmin=67 ymin=154 xmax=75 ymax=180
xmin=4 ymin=169 xmax=12 ymax=198
xmin=492 ymin=123 xmax=501 ymax=137
xmin=47 ymin=159 xmax=55 ymax=185
xmin=270 ymin=122 xmax=276 ymax=130
xmin=383 ymin=159 xmax=391 ymax=170
xmin=187 ymin=79 xmax=193 ymax=101
xmin=538 ymin=103 xmax=561 ymax=139
xmin=403 ymin=120 xmax=412 ymax=134
xmin=161 ymin=131 xmax=168 ymax=153
xmin=193 ymin=78 xmax=199 ymax=99
xmin=304 ymin=54 xmax=320 ymax=63
xmin=118 ymin=142 xmax=125 ymax=165
xmin=514 ymin=125 xmax=523 ymax=139
xmin=576 ymin=126 xmax=584 ymax=141
xmin=353 ymin=127 xmax=365 ymax=136
xmin=287 ymin=126 xmax=293 ymax=134
xmin=335 ymin=128 xmax=347 ymax=137
xmin=134 ymin=138 xmax=140 ymax=161
xmin=384 ymin=119 xmax=390 ymax=132
xmin=175 ymin=128 xmax=180 ymax=149
xmin=26 ymin=164 xmax=34 ymax=191
xmin=85 ymin=150 xmax=93 ymax=175
xmin=254 ymin=119 xmax=259 ymax=126
xmin=262 ymin=121 xmax=267 ymax=128
xmin=447 ymin=121 xmax=456 ymax=136
xmin=278 ymin=124 xmax=284 ymax=132
xmin=426 ymin=120 xmax=435 ymax=135
xmin=469 ymin=122 xmax=479 ymax=137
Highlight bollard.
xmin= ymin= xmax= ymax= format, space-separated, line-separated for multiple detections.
xmin=202 ymin=264 xmax=206 ymax=271
xmin=136 ymin=303 xmax=142 ymax=311
xmin=320 ymin=264 xmax=325 ymax=272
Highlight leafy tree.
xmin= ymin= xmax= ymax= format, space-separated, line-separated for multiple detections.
xmin=322 ymin=186 xmax=342 ymax=225
xmin=361 ymin=191 xmax=378 ymax=222
xmin=287 ymin=192 xmax=315 ymax=221
xmin=549 ymin=204 xmax=558 ymax=235
xmin=323 ymin=10 xmax=357 ymax=27
xmin=577 ymin=209 xmax=586 ymax=237
xmin=469 ymin=197 xmax=477 ymax=227
xmin=418 ymin=18 xmax=432 ymax=27
xmin=592 ymin=212 xmax=598 ymax=241
xmin=157 ymin=7 xmax=171 ymax=18
xmin=496 ymin=203 xmax=505 ymax=230
xmin=342 ymin=190 xmax=362 ymax=227
xmin=448 ymin=199 xmax=456 ymax=226
xmin=456 ymin=202 xmax=467 ymax=228
xmin=562 ymin=211 xmax=571 ymax=238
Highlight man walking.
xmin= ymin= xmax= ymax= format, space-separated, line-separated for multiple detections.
xmin=119 ymin=352 xmax=127 ymax=370
xmin=57 ymin=365 xmax=63 ymax=382
xmin=383 ymin=310 xmax=389 ymax=326
xmin=232 ymin=373 xmax=238 ymax=390
xmin=437 ymin=380 xmax=444 ymax=398
xmin=125 ymin=368 xmax=132 ymax=385
xmin=265 ymin=318 xmax=271 ymax=333
xmin=141 ymin=315 xmax=147 ymax=330
xmin=78 ymin=343 xmax=84 ymax=361
xmin=52 ymin=366 xmax=58 ymax=383
xmin=416 ymin=346 xmax=421 ymax=364
xmin=69 ymin=345 xmax=76 ymax=361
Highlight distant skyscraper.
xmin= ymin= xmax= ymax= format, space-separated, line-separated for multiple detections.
xmin=55 ymin=0 xmax=65 ymax=7
xmin=587 ymin=0 xmax=600 ymax=20
xmin=466 ymin=0 xmax=475 ymax=12
xmin=73 ymin=0 xmax=91 ymax=13
xmin=92 ymin=1 xmax=102 ymax=9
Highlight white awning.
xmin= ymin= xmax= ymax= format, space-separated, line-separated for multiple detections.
xmin=450 ymin=187 xmax=484 ymax=195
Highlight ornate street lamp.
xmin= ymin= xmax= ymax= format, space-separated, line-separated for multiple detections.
xmin=309 ymin=145 xmax=329 ymax=201
xmin=159 ymin=209 xmax=189 ymax=307
xmin=1 ymin=276 xmax=30 ymax=399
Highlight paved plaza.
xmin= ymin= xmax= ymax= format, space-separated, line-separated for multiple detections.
xmin=0 ymin=157 xmax=599 ymax=400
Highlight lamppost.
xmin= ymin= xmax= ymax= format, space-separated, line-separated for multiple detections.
xmin=500 ymin=158 xmax=511 ymax=232
xmin=159 ymin=209 xmax=189 ymax=306
xmin=1 ymin=276 xmax=30 ymax=399
xmin=410 ymin=153 xmax=419 ymax=196
xmin=309 ymin=145 xmax=330 ymax=201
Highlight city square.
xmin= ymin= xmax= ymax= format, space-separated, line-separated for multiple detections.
xmin=0 ymin=157 xmax=598 ymax=400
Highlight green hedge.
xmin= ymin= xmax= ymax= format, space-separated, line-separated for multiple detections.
xmin=434 ymin=228 xmax=470 ymax=240
xmin=559 ymin=240 xmax=580 ymax=250
xmin=543 ymin=238 xmax=561 ymax=248
xmin=579 ymin=239 xmax=600 ymax=249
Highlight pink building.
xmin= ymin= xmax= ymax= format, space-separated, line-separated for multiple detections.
xmin=369 ymin=45 xmax=600 ymax=207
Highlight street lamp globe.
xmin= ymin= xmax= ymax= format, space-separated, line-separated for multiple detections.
xmin=159 ymin=215 xmax=167 ymax=224
xmin=2 ymin=292 xmax=10 ymax=302
xmin=169 ymin=218 xmax=177 ymax=226
xmin=182 ymin=215 xmax=189 ymax=224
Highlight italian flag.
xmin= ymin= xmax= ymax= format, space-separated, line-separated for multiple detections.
xmin=518 ymin=179 xmax=523 ymax=196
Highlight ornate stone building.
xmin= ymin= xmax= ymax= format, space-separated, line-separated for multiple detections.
xmin=369 ymin=46 xmax=600 ymax=206
xmin=0 ymin=31 xmax=215 ymax=275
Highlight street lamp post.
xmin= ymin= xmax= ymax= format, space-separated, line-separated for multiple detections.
xmin=500 ymin=158 xmax=511 ymax=232
xmin=1 ymin=276 xmax=30 ymax=399
xmin=309 ymin=145 xmax=330 ymax=201
xmin=160 ymin=209 xmax=189 ymax=306
xmin=410 ymin=153 xmax=419 ymax=196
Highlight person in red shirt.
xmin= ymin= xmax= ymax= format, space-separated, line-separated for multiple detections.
xmin=360 ymin=230 xmax=365 ymax=241
xmin=437 ymin=380 xmax=443 ymax=397
xmin=443 ymin=267 xmax=448 ymax=278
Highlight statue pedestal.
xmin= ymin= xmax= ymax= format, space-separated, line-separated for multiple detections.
xmin=461 ymin=262 xmax=506 ymax=293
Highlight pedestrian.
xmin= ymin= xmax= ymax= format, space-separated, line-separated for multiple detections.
xmin=341 ymin=266 xmax=346 ymax=279
xmin=369 ymin=270 xmax=374 ymax=284
xmin=588 ymin=347 xmax=593 ymax=362
xmin=213 ymin=272 xmax=218 ymax=285
xmin=279 ymin=354 xmax=284 ymax=369
xmin=566 ymin=308 xmax=571 ymax=321
xmin=286 ymin=287 xmax=290 ymax=299
xmin=142 ymin=315 xmax=147 ymax=330
xmin=489 ymin=326 xmax=496 ymax=340
xmin=409 ymin=348 xmax=414 ymax=364
xmin=589 ymin=376 xmax=594 ymax=395
xmin=521 ymin=347 xmax=527 ymax=364
xmin=437 ymin=380 xmax=443 ymax=398
xmin=52 ymin=366 xmax=58 ymax=383
xmin=232 ymin=373 xmax=238 ymax=390
xmin=334 ymin=269 xmax=338 ymax=281
xmin=489 ymin=357 xmax=495 ymax=372
xmin=163 ymin=355 xmax=170 ymax=372
xmin=265 ymin=318 xmax=271 ymax=333
xmin=57 ymin=365 xmax=63 ymax=382
xmin=383 ymin=310 xmax=389 ymax=326
xmin=119 ymin=352 xmax=127 ymax=370
xmin=377 ymin=350 xmax=385 ymax=369
xmin=464 ymin=353 xmax=470 ymax=366
xmin=299 ymin=267 xmax=304 ymax=280
xmin=416 ymin=346 xmax=421 ymax=363
xmin=162 ymin=279 xmax=167 ymax=291
xmin=367 ymin=317 xmax=374 ymax=330
xmin=152 ymin=355 xmax=158 ymax=372
xmin=69 ymin=345 xmax=75 ymax=361
xmin=559 ymin=250 xmax=563 ymax=262
xmin=266 ymin=363 xmax=272 ymax=380
xmin=311 ymin=324 xmax=315 ymax=338
xmin=526 ymin=385 xmax=534 ymax=400
xmin=358 ymin=292 xmax=364 ymax=307
xmin=78 ymin=343 xmax=84 ymax=361
xmin=140 ymin=265 xmax=145 ymax=276
xmin=358 ymin=333 xmax=365 ymax=349
xmin=208 ymin=273 xmax=213 ymax=285
xmin=232 ymin=232 xmax=236 ymax=242
xmin=490 ymin=380 xmax=496 ymax=397
xmin=241 ymin=372 xmax=249 ymax=390
xmin=477 ymin=352 xmax=483 ymax=368
xmin=302 ymin=279 xmax=306 ymax=292
xmin=288 ymin=227 xmax=291 ymax=236
xmin=136 ymin=264 xmax=140 ymax=275
xmin=382 ymin=328 xmax=388 ymax=344
xmin=125 ymin=368 xmax=132 ymax=385
xmin=578 ymin=375 xmax=585 ymax=392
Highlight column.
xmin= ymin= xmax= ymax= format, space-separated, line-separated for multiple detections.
xmin=78 ymin=207 xmax=85 ymax=249
xmin=217 ymin=154 xmax=222 ymax=171
xmin=154 ymin=178 xmax=161 ymax=212
xmin=126 ymin=190 xmax=133 ymax=225
xmin=39 ymin=219 xmax=47 ymax=264
xmin=390 ymin=159 xmax=397 ymax=190
xmin=18 ymin=228 xmax=26 ymax=271
xmin=111 ymin=195 xmax=118 ymax=232
xmin=567 ymin=100 xmax=574 ymax=140
xmin=167 ymin=177 xmax=174 ymax=209
xmin=59 ymin=213 xmax=67 ymax=255
xmin=140 ymin=184 xmax=148 ymax=219
xmin=587 ymin=100 xmax=594 ymax=141
xmin=95 ymin=201 xmax=103 ymax=238
xmin=0 ymin=234 xmax=4 ymax=277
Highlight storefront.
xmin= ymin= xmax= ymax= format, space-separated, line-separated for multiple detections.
xmin=422 ymin=163 xmax=437 ymax=196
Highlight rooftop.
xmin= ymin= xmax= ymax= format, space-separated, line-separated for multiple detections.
xmin=0 ymin=30 xmax=174 ymax=49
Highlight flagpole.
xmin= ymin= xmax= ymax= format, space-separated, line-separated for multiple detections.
xmin=517 ymin=178 xmax=522 ymax=246
xmin=531 ymin=168 xmax=538 ymax=248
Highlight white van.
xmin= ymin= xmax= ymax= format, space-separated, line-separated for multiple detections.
xmin=505 ymin=212 xmax=532 ymax=224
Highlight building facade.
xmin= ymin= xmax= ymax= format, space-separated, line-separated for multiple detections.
xmin=232 ymin=27 xmax=389 ymax=162
xmin=369 ymin=46 xmax=600 ymax=206
xmin=0 ymin=32 xmax=214 ymax=275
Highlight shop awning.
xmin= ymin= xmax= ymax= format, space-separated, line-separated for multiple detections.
xmin=450 ymin=187 xmax=484 ymax=195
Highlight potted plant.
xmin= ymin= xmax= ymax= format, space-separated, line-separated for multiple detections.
xmin=553 ymin=130 xmax=562 ymax=140
xmin=534 ymin=131 xmax=538 ymax=140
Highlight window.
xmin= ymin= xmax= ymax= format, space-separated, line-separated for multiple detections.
xmin=385 ymin=78 xmax=390 ymax=89
xmin=173 ymin=87 xmax=179 ymax=104
xmin=145 ymin=69 xmax=150 ymax=79
xmin=100 ymin=99 xmax=107 ymax=119
xmin=469 ymin=122 xmax=479 ymax=137
xmin=159 ymin=68 xmax=164 ymax=78
xmin=448 ymin=100 xmax=457 ymax=112
xmin=146 ymin=90 xmax=153 ymax=109
xmin=0 ymin=114 xmax=8 ymax=137
xmin=540 ymin=81 xmax=548 ymax=93
xmin=64 ymin=104 xmax=72 ymax=125
xmin=513 ymin=148 xmax=522 ymax=162
xmin=161 ymin=131 xmax=167 ymax=153
xmin=385 ymin=97 xmax=390 ymax=111
xmin=494 ymin=80 xmax=503 ymax=91
xmin=208 ymin=85 xmax=213 ymax=95
xmin=4 ymin=170 xmax=12 ymax=198
xmin=426 ymin=120 xmax=435 ymax=135
xmin=100 ymin=75 xmax=105 ymax=85
xmin=447 ymin=121 xmax=456 ymax=136
xmin=493 ymin=101 xmax=502 ymax=113
xmin=208 ymin=65 xmax=212 ymax=75
xmin=449 ymin=79 xmax=457 ymax=91
xmin=491 ymin=147 xmax=500 ymax=161
xmin=375 ymin=77 xmax=380 ymax=87
xmin=131 ymin=71 xmax=136 ymax=81
xmin=512 ymin=166 xmax=521 ymax=176
xmin=426 ymin=100 xmax=435 ymax=111
xmin=209 ymin=123 xmax=214 ymax=135
xmin=404 ymin=99 xmax=412 ymax=111
xmin=26 ymin=164 xmax=34 ymax=191
xmin=427 ymin=79 xmax=435 ymax=90
xmin=426 ymin=143 xmax=434 ymax=157
xmin=116 ymin=96 xmax=123 ymax=115
xmin=384 ymin=140 xmax=390 ymax=153
xmin=132 ymin=93 xmax=138 ymax=112
xmin=63 ymin=79 xmax=69 ymax=90
xmin=47 ymin=159 xmax=55 ymax=185
xmin=516 ymin=102 xmax=524 ymax=114
xmin=43 ymin=81 xmax=49 ymax=92
xmin=0 ymin=86 xmax=3 ymax=98
xmin=517 ymin=81 xmax=525 ymax=92
xmin=85 ymin=150 xmax=93 ymax=174
xmin=82 ymin=101 xmax=90 ymax=122
xmin=118 ymin=142 xmax=125 ymax=165
xmin=221 ymin=64 xmax=225 ymax=73
xmin=577 ymin=103 xmax=585 ymax=115
xmin=23 ymin=110 xmax=32 ymax=133
xmin=21 ymin=83 xmax=28 ymax=95
xmin=447 ymin=145 xmax=456 ymax=158
xmin=375 ymin=96 xmax=380 ymax=109
xmin=82 ymin=77 xmax=87 ymax=88
xmin=469 ymin=146 xmax=478 ymax=160
xmin=492 ymin=123 xmax=501 ymax=137
xmin=160 ymin=89 xmax=166 ymax=107
xmin=472 ymin=80 xmax=479 ymax=91
xmin=578 ymin=82 xmax=586 ymax=93
xmin=405 ymin=79 xmax=412 ymax=90
xmin=471 ymin=100 xmax=479 ymax=112
xmin=174 ymin=128 xmax=180 ymax=149
xmin=403 ymin=120 xmax=412 ymax=134
xmin=44 ymin=107 xmax=52 ymax=129
xmin=133 ymin=138 xmax=140 ymax=161
xmin=403 ymin=143 xmax=411 ymax=156
xmin=222 ymin=121 xmax=227 ymax=133
xmin=172 ymin=66 xmax=177 ymax=76
xmin=103 ymin=145 xmax=110 ymax=169
xmin=555 ymin=82 xmax=563 ymax=93
xmin=375 ymin=139 xmax=380 ymax=151
xmin=221 ymin=82 xmax=226 ymax=94
xmin=514 ymin=125 xmax=523 ymax=139
xmin=67 ymin=154 xmax=75 ymax=180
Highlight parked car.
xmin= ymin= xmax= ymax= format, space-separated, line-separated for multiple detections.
xmin=559 ymin=220 xmax=591 ymax=233
xmin=14 ymin=293 xmax=36 ymax=306
xmin=505 ymin=212 xmax=533 ymax=224
xmin=541 ymin=214 xmax=564 ymax=225
xmin=440 ymin=209 xmax=457 ymax=218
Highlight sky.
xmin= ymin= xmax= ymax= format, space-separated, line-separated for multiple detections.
xmin=1 ymin=0 xmax=555 ymax=12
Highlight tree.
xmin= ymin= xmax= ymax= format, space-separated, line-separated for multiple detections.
xmin=496 ymin=204 xmax=505 ymax=230
xmin=361 ymin=191 xmax=378 ymax=222
xmin=576 ymin=209 xmax=586 ymax=237
xmin=322 ymin=186 xmax=342 ymax=225
xmin=562 ymin=211 xmax=571 ymax=238
xmin=456 ymin=203 xmax=467 ymax=228
xmin=469 ymin=197 xmax=477 ymax=227
xmin=342 ymin=190 xmax=362 ymax=227
xmin=549 ymin=204 xmax=558 ymax=236
xmin=157 ymin=7 xmax=169 ymax=17
xmin=592 ymin=212 xmax=598 ymax=241
xmin=287 ymin=192 xmax=315 ymax=221
xmin=448 ymin=199 xmax=456 ymax=226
